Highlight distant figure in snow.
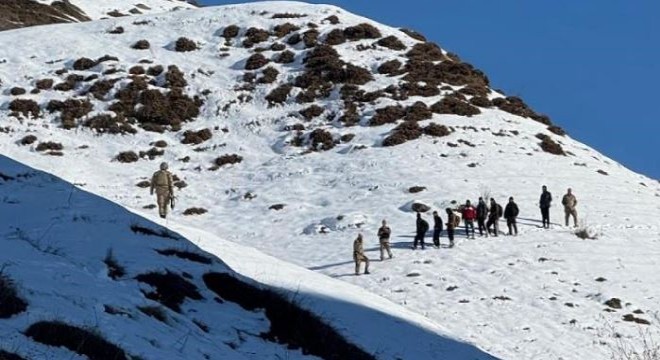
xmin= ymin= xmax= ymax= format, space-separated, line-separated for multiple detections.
xmin=445 ymin=208 xmax=459 ymax=248
xmin=353 ymin=233 xmax=370 ymax=275
xmin=504 ymin=197 xmax=519 ymax=236
xmin=432 ymin=211 xmax=443 ymax=248
xmin=486 ymin=198 xmax=503 ymax=236
xmin=377 ymin=220 xmax=393 ymax=261
xmin=461 ymin=200 xmax=477 ymax=239
xmin=476 ymin=197 xmax=489 ymax=237
xmin=562 ymin=188 xmax=578 ymax=227
xmin=539 ymin=185 xmax=553 ymax=229
xmin=413 ymin=212 xmax=429 ymax=250
xmin=151 ymin=162 xmax=174 ymax=219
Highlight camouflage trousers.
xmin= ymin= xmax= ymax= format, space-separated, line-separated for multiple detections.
xmin=379 ymin=238 xmax=392 ymax=260
xmin=354 ymin=253 xmax=369 ymax=274
xmin=156 ymin=190 xmax=171 ymax=218
xmin=565 ymin=208 xmax=578 ymax=227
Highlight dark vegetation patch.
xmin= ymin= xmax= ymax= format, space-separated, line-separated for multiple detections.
xmin=597 ymin=169 xmax=609 ymax=176
xmin=404 ymin=101 xmax=432 ymax=121
xmin=135 ymin=271 xmax=202 ymax=312
xmin=536 ymin=134 xmax=565 ymax=155
xmin=129 ymin=66 xmax=145 ymax=75
xmin=10 ymin=87 xmax=26 ymax=96
xmin=245 ymin=53 xmax=269 ymax=70
xmin=411 ymin=203 xmax=430 ymax=212
xmin=108 ymin=26 xmax=124 ymax=34
xmin=604 ymin=298 xmax=622 ymax=309
xmin=469 ymin=96 xmax=492 ymax=107
xmin=0 ymin=273 xmax=28 ymax=319
xmin=323 ymin=15 xmax=340 ymax=25
xmin=377 ymin=59 xmax=403 ymax=75
xmin=19 ymin=135 xmax=37 ymax=145
xmin=115 ymin=151 xmax=139 ymax=163
xmin=138 ymin=305 xmax=168 ymax=323
xmin=203 ymin=273 xmax=375 ymax=360
xmin=369 ymin=105 xmax=405 ymax=126
xmin=72 ymin=57 xmax=96 ymax=71
xmin=383 ymin=121 xmax=422 ymax=147
xmin=431 ymin=97 xmax=481 ymax=117
xmin=273 ymin=23 xmax=299 ymax=38
xmin=103 ymin=250 xmax=125 ymax=280
xmin=136 ymin=180 xmax=151 ymax=188
xmin=458 ymin=85 xmax=489 ymax=97
xmin=35 ymin=141 xmax=63 ymax=152
xmin=152 ymin=140 xmax=167 ymax=148
xmin=309 ymin=129 xmax=335 ymax=151
xmin=36 ymin=78 xmax=54 ymax=90
xmin=408 ymin=186 xmax=426 ymax=193
xmin=400 ymin=28 xmax=426 ymax=41
xmin=406 ymin=42 xmax=444 ymax=61
xmin=622 ymin=314 xmax=650 ymax=325
xmin=46 ymin=98 xmax=93 ymax=129
xmin=492 ymin=97 xmax=551 ymax=125
xmin=175 ymin=37 xmax=198 ymax=52
xmin=376 ymin=35 xmax=406 ymax=50
xmin=271 ymin=42 xmax=286 ymax=51
xmin=269 ymin=204 xmax=285 ymax=211
xmin=344 ymin=23 xmax=382 ymax=41
xmin=147 ymin=65 xmax=164 ymax=76
xmin=132 ymin=40 xmax=150 ymax=50
xmin=164 ymin=65 xmax=187 ymax=88
xmin=274 ymin=50 xmax=295 ymax=64
xmin=271 ymin=13 xmax=307 ymax=19
xmin=286 ymin=32 xmax=302 ymax=45
xmin=214 ymin=154 xmax=243 ymax=168
xmin=244 ymin=27 xmax=270 ymax=47
xmin=265 ymin=84 xmax=293 ymax=105
xmin=107 ymin=10 xmax=126 ymax=17
xmin=84 ymin=114 xmax=135 ymax=135
xmin=139 ymin=147 xmax=164 ymax=160
xmin=300 ymin=105 xmax=324 ymax=120
xmin=181 ymin=128 xmax=212 ymax=145
xmin=222 ymin=25 xmax=240 ymax=39
xmin=324 ymin=29 xmax=346 ymax=45
xmin=183 ymin=207 xmax=208 ymax=216
xmin=303 ymin=29 xmax=319 ymax=48
xmin=258 ymin=66 xmax=279 ymax=84
xmin=9 ymin=99 xmax=40 ymax=118
xmin=156 ymin=249 xmax=212 ymax=264
xmin=25 ymin=321 xmax=127 ymax=360
xmin=547 ymin=125 xmax=566 ymax=136
xmin=340 ymin=133 xmax=355 ymax=143
xmin=53 ymin=74 xmax=83 ymax=92
xmin=130 ymin=224 xmax=178 ymax=240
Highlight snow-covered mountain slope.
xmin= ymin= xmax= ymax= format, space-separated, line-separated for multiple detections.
xmin=0 ymin=0 xmax=196 ymax=31
xmin=0 ymin=155 xmax=494 ymax=359
xmin=0 ymin=1 xmax=659 ymax=359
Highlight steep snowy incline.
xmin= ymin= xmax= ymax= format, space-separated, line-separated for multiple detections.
xmin=0 ymin=1 xmax=659 ymax=359
xmin=0 ymin=155 xmax=494 ymax=359
xmin=33 ymin=0 xmax=197 ymax=20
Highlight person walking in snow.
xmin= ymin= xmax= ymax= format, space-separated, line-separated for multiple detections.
xmin=476 ymin=197 xmax=489 ymax=237
xmin=413 ymin=212 xmax=429 ymax=250
xmin=461 ymin=200 xmax=477 ymax=239
xmin=353 ymin=233 xmax=370 ymax=275
xmin=504 ymin=197 xmax=520 ymax=236
xmin=539 ymin=185 xmax=553 ymax=229
xmin=445 ymin=208 xmax=459 ymax=248
xmin=562 ymin=188 xmax=578 ymax=227
xmin=150 ymin=162 xmax=174 ymax=219
xmin=486 ymin=198 xmax=502 ymax=237
xmin=377 ymin=220 xmax=393 ymax=261
xmin=432 ymin=210 xmax=443 ymax=248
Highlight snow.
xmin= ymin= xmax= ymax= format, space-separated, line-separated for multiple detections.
xmin=32 ymin=0 xmax=196 ymax=20
xmin=1 ymin=1 xmax=660 ymax=359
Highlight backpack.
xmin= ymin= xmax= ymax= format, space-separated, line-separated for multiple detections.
xmin=497 ymin=204 xmax=503 ymax=218
xmin=421 ymin=220 xmax=429 ymax=232
xmin=452 ymin=213 xmax=461 ymax=228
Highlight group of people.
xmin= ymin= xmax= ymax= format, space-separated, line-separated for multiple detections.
xmin=353 ymin=186 xmax=580 ymax=275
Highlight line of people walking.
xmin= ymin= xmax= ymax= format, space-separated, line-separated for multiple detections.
xmin=353 ymin=186 xmax=579 ymax=275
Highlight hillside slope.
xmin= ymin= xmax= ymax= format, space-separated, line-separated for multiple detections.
xmin=0 ymin=1 xmax=659 ymax=359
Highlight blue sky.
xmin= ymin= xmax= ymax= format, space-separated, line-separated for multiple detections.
xmin=201 ymin=0 xmax=660 ymax=180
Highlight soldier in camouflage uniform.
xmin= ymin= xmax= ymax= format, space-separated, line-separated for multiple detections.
xmin=353 ymin=233 xmax=370 ymax=275
xmin=151 ymin=162 xmax=174 ymax=219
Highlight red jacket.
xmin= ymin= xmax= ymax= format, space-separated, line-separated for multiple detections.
xmin=462 ymin=206 xmax=477 ymax=221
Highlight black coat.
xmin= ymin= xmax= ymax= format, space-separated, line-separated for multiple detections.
xmin=504 ymin=202 xmax=519 ymax=219
xmin=417 ymin=218 xmax=429 ymax=235
xmin=540 ymin=191 xmax=552 ymax=208
xmin=433 ymin=215 xmax=443 ymax=231
xmin=476 ymin=201 xmax=488 ymax=219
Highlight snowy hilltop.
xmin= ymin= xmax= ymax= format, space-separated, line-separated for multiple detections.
xmin=0 ymin=1 xmax=659 ymax=359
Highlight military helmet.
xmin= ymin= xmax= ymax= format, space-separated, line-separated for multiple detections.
xmin=160 ymin=162 xmax=168 ymax=170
